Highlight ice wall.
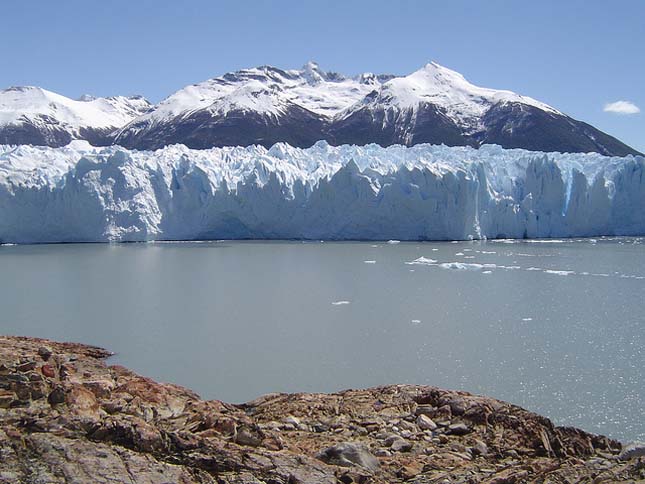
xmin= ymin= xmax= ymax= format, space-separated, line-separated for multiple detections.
xmin=0 ymin=140 xmax=643 ymax=243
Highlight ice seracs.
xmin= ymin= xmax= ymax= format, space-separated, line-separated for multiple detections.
xmin=0 ymin=141 xmax=643 ymax=243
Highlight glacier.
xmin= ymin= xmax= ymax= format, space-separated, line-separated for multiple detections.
xmin=0 ymin=140 xmax=644 ymax=243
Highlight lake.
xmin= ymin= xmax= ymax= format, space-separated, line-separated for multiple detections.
xmin=1 ymin=238 xmax=643 ymax=442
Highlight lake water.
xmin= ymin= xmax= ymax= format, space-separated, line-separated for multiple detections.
xmin=1 ymin=238 xmax=643 ymax=442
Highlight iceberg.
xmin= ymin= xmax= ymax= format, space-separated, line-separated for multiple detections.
xmin=0 ymin=140 xmax=644 ymax=243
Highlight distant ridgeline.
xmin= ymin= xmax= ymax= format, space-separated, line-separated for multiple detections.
xmin=0 ymin=62 xmax=641 ymax=156
xmin=0 ymin=141 xmax=643 ymax=243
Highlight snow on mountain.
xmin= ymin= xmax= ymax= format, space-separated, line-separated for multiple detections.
xmin=338 ymin=62 xmax=561 ymax=133
xmin=2 ymin=62 xmax=641 ymax=156
xmin=0 ymin=87 xmax=151 ymax=146
xmin=113 ymin=62 xmax=640 ymax=156
xmin=1 ymin=141 xmax=643 ymax=243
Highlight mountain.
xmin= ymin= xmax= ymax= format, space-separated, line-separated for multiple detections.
xmin=1 ymin=63 xmax=641 ymax=156
xmin=0 ymin=87 xmax=151 ymax=147
xmin=113 ymin=62 xmax=641 ymax=156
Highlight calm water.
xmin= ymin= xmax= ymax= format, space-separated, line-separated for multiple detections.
xmin=1 ymin=238 xmax=644 ymax=442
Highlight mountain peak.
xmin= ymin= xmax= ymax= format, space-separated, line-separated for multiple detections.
xmin=300 ymin=61 xmax=327 ymax=84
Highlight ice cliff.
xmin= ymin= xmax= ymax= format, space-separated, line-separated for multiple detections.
xmin=0 ymin=141 xmax=643 ymax=243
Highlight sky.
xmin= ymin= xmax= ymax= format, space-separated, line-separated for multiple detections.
xmin=1 ymin=0 xmax=643 ymax=152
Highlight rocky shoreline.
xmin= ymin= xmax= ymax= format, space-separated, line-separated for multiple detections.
xmin=0 ymin=336 xmax=643 ymax=483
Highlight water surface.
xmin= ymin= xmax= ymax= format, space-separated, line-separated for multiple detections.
xmin=1 ymin=238 xmax=643 ymax=442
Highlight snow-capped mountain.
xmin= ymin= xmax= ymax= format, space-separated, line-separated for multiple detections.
xmin=113 ymin=62 xmax=640 ymax=156
xmin=0 ymin=87 xmax=151 ymax=147
xmin=1 ymin=62 xmax=640 ymax=156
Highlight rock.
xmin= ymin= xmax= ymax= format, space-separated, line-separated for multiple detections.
xmin=0 ymin=390 xmax=15 ymax=408
xmin=427 ymin=404 xmax=452 ymax=422
xmin=316 ymin=442 xmax=379 ymax=471
xmin=504 ymin=449 xmax=520 ymax=459
xmin=235 ymin=428 xmax=263 ymax=447
xmin=37 ymin=346 xmax=53 ymax=360
xmin=398 ymin=419 xmax=416 ymax=431
xmin=390 ymin=438 xmax=413 ymax=453
xmin=0 ymin=336 xmax=636 ymax=483
xmin=471 ymin=439 xmax=488 ymax=456
xmin=417 ymin=414 xmax=437 ymax=431
xmin=47 ymin=386 xmax=66 ymax=405
xmin=397 ymin=462 xmax=423 ymax=479
xmin=447 ymin=398 xmax=467 ymax=416
xmin=415 ymin=404 xmax=436 ymax=416
xmin=66 ymin=386 xmax=100 ymax=419
xmin=619 ymin=441 xmax=645 ymax=460
xmin=40 ymin=364 xmax=56 ymax=378
xmin=283 ymin=415 xmax=300 ymax=427
xmin=16 ymin=361 xmax=37 ymax=372
xmin=447 ymin=423 xmax=470 ymax=435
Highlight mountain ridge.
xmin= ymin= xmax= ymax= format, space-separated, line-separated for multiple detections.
xmin=0 ymin=62 xmax=641 ymax=156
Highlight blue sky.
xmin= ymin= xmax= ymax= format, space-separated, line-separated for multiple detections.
xmin=2 ymin=0 xmax=643 ymax=152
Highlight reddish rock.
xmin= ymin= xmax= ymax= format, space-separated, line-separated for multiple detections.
xmin=41 ymin=364 xmax=56 ymax=378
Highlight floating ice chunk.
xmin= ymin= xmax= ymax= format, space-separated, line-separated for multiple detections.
xmin=455 ymin=252 xmax=465 ymax=256
xmin=544 ymin=270 xmax=575 ymax=276
xmin=522 ymin=317 xmax=533 ymax=321
xmin=387 ymin=240 xmax=400 ymax=245
xmin=526 ymin=267 xmax=542 ymax=271
xmin=482 ymin=270 xmax=493 ymax=274
xmin=405 ymin=257 xmax=438 ymax=265
xmin=331 ymin=300 xmax=351 ymax=306
xmin=411 ymin=319 xmax=421 ymax=324
xmin=364 ymin=260 xmax=376 ymax=264
xmin=438 ymin=262 xmax=497 ymax=271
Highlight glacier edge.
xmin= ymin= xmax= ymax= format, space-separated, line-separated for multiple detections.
xmin=1 ymin=140 xmax=644 ymax=243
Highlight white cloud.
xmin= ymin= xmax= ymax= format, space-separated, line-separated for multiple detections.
xmin=604 ymin=100 xmax=641 ymax=115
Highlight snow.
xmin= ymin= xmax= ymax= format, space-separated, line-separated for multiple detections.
xmin=116 ymin=61 xmax=561 ymax=139
xmin=122 ymin=62 xmax=380 ymax=128
xmin=0 ymin=86 xmax=150 ymax=130
xmin=338 ymin=62 xmax=560 ymax=132
xmin=0 ymin=140 xmax=644 ymax=243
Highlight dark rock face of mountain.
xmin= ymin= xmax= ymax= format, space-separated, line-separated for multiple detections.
xmin=115 ymin=105 xmax=327 ymax=150
xmin=477 ymin=102 xmax=640 ymax=157
xmin=0 ymin=116 xmax=74 ymax=147
xmin=328 ymin=101 xmax=475 ymax=148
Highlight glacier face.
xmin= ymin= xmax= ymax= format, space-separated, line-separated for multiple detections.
xmin=0 ymin=140 xmax=644 ymax=243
